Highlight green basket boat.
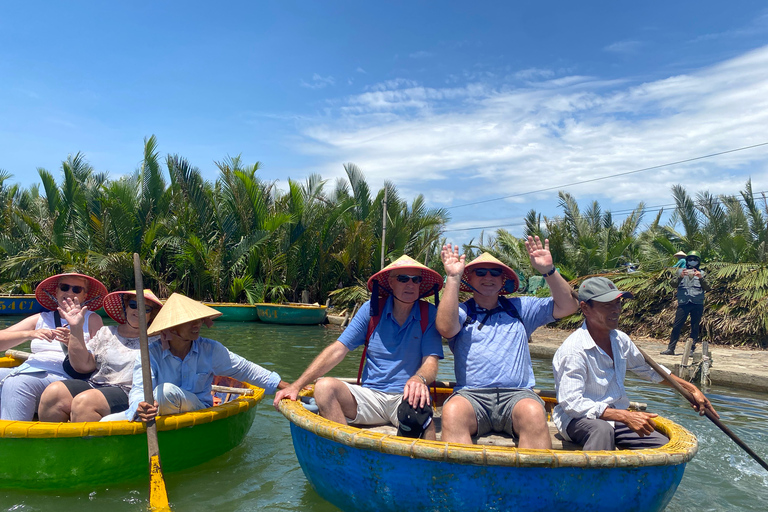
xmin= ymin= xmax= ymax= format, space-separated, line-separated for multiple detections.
xmin=202 ymin=302 xmax=259 ymax=322
xmin=255 ymin=303 xmax=327 ymax=325
xmin=0 ymin=355 xmax=264 ymax=490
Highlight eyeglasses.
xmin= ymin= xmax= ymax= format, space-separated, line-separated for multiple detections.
xmin=473 ymin=268 xmax=503 ymax=277
xmin=128 ymin=300 xmax=155 ymax=314
xmin=395 ymin=274 xmax=423 ymax=284
xmin=58 ymin=283 xmax=86 ymax=294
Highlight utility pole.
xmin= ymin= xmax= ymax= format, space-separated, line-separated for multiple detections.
xmin=380 ymin=187 xmax=388 ymax=270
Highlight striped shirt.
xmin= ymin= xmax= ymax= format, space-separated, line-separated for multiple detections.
xmin=552 ymin=322 xmax=669 ymax=440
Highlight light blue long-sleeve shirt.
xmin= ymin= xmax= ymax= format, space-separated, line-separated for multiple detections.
xmin=124 ymin=336 xmax=282 ymax=420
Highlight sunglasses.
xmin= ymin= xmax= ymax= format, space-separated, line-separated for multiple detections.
xmin=58 ymin=283 xmax=86 ymax=294
xmin=128 ymin=300 xmax=155 ymax=314
xmin=395 ymin=274 xmax=423 ymax=284
xmin=473 ymin=268 xmax=503 ymax=277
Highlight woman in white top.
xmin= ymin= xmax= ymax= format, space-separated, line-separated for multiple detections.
xmin=38 ymin=289 xmax=163 ymax=422
xmin=0 ymin=273 xmax=107 ymax=420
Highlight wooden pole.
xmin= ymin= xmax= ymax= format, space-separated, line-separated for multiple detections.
xmin=637 ymin=345 xmax=768 ymax=473
xmin=133 ymin=254 xmax=172 ymax=511
xmin=380 ymin=187 xmax=387 ymax=270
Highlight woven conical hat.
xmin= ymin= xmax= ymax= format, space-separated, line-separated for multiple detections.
xmin=461 ymin=252 xmax=520 ymax=295
xmin=147 ymin=293 xmax=222 ymax=336
xmin=103 ymin=289 xmax=163 ymax=324
xmin=367 ymin=255 xmax=443 ymax=298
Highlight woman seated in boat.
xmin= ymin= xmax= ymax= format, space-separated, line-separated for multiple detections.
xmin=119 ymin=293 xmax=288 ymax=422
xmin=37 ymin=290 xmax=163 ymax=422
xmin=0 ymin=273 xmax=107 ymax=421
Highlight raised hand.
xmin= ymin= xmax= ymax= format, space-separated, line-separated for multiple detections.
xmin=57 ymin=297 xmax=86 ymax=330
xmin=525 ymin=236 xmax=554 ymax=274
xmin=441 ymin=244 xmax=466 ymax=277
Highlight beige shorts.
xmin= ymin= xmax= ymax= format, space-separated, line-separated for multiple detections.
xmin=342 ymin=382 xmax=403 ymax=427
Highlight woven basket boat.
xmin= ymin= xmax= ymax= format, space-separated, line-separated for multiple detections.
xmin=0 ymin=355 xmax=263 ymax=490
xmin=278 ymin=384 xmax=698 ymax=512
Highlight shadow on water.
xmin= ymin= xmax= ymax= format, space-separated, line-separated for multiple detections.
xmin=1 ymin=318 xmax=767 ymax=511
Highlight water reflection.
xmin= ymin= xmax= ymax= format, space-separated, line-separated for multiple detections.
xmin=0 ymin=318 xmax=766 ymax=511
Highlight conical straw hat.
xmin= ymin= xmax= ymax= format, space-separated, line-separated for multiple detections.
xmin=35 ymin=273 xmax=108 ymax=311
xmin=103 ymin=289 xmax=163 ymax=324
xmin=461 ymin=252 xmax=520 ymax=295
xmin=367 ymin=255 xmax=443 ymax=298
xmin=147 ymin=293 xmax=222 ymax=336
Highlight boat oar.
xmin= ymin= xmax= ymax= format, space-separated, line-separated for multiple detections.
xmin=134 ymin=253 xmax=172 ymax=511
xmin=637 ymin=346 xmax=768 ymax=473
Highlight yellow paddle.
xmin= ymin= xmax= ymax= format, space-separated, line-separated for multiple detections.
xmin=133 ymin=253 xmax=172 ymax=511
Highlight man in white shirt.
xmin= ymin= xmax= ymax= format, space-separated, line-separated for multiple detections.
xmin=552 ymin=277 xmax=718 ymax=451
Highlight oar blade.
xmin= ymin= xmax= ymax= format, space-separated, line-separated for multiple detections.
xmin=149 ymin=454 xmax=171 ymax=511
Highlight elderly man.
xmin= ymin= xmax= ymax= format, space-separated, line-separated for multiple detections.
xmin=274 ymin=255 xmax=444 ymax=440
xmin=436 ymin=237 xmax=578 ymax=447
xmin=552 ymin=277 xmax=718 ymax=451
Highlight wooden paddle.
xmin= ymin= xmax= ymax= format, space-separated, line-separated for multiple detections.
xmin=637 ymin=346 xmax=768 ymax=473
xmin=133 ymin=253 xmax=172 ymax=511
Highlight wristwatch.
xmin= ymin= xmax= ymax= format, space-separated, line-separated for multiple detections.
xmin=541 ymin=266 xmax=557 ymax=277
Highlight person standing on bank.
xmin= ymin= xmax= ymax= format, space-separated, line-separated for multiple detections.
xmin=553 ymin=277 xmax=718 ymax=451
xmin=661 ymin=251 xmax=710 ymax=356
xmin=436 ymin=237 xmax=578 ymax=447
xmin=274 ymin=255 xmax=444 ymax=440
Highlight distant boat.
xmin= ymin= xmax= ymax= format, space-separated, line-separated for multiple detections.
xmin=0 ymin=295 xmax=45 ymax=316
xmin=202 ymin=302 xmax=259 ymax=322
xmin=255 ymin=303 xmax=327 ymax=325
xmin=0 ymin=354 xmax=263 ymax=490
xmin=278 ymin=384 xmax=698 ymax=512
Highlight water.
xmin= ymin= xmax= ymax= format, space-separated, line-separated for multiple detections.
xmin=1 ymin=317 xmax=767 ymax=511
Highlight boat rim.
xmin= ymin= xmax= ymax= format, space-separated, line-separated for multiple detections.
xmin=254 ymin=303 xmax=326 ymax=310
xmin=278 ymin=387 xmax=698 ymax=469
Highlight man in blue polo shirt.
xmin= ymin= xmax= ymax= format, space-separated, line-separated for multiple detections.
xmin=436 ymin=237 xmax=578 ymax=447
xmin=274 ymin=255 xmax=444 ymax=440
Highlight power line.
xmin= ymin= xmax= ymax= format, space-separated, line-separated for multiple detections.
xmin=444 ymin=189 xmax=768 ymax=233
xmin=445 ymin=142 xmax=768 ymax=210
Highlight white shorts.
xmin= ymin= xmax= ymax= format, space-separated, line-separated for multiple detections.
xmin=342 ymin=382 xmax=403 ymax=427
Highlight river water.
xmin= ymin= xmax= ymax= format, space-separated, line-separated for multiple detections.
xmin=1 ymin=317 xmax=767 ymax=511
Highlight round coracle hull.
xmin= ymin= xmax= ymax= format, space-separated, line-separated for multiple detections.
xmin=0 ymin=357 xmax=263 ymax=490
xmin=280 ymin=389 xmax=697 ymax=512
xmin=255 ymin=303 xmax=327 ymax=325
xmin=202 ymin=302 xmax=259 ymax=322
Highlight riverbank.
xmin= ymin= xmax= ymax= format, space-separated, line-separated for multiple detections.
xmin=529 ymin=327 xmax=768 ymax=393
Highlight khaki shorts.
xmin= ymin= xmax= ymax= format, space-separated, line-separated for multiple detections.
xmin=342 ymin=382 xmax=403 ymax=427
xmin=446 ymin=388 xmax=545 ymax=437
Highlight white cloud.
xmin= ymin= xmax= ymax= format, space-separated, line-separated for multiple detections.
xmin=301 ymin=73 xmax=336 ymax=89
xmin=604 ymin=40 xmax=644 ymax=54
xmin=290 ymin=45 xmax=768 ymax=235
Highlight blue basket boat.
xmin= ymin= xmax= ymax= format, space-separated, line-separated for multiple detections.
xmin=278 ymin=385 xmax=698 ymax=512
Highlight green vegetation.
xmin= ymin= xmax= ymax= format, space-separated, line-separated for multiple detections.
xmin=1 ymin=137 xmax=766 ymax=347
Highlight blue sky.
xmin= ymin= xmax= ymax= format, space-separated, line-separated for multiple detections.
xmin=2 ymin=2 xmax=768 ymax=245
